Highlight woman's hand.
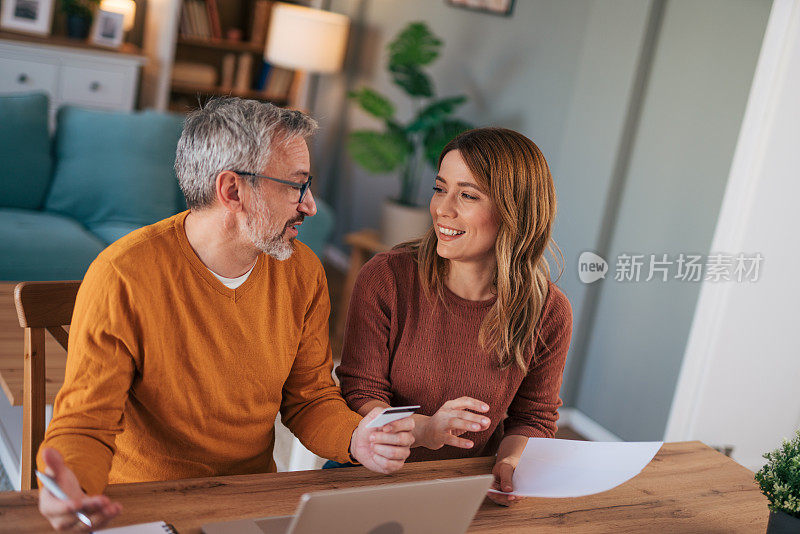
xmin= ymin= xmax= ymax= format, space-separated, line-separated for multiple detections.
xmin=488 ymin=456 xmax=523 ymax=506
xmin=413 ymin=397 xmax=491 ymax=450
xmin=487 ymin=435 xmax=529 ymax=506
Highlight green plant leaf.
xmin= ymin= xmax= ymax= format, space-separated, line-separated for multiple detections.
xmin=386 ymin=120 xmax=407 ymax=139
xmin=61 ymin=0 xmax=100 ymax=17
xmin=388 ymin=22 xmax=442 ymax=69
xmin=347 ymin=130 xmax=410 ymax=174
xmin=407 ymin=96 xmax=467 ymax=133
xmin=755 ymin=429 xmax=800 ymax=518
xmin=423 ymin=119 xmax=474 ymax=168
xmin=389 ymin=65 xmax=434 ymax=97
xmin=348 ymin=88 xmax=396 ymax=120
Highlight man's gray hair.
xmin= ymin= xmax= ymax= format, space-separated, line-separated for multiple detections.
xmin=175 ymin=97 xmax=318 ymax=210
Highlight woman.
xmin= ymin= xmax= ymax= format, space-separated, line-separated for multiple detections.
xmin=337 ymin=127 xmax=572 ymax=505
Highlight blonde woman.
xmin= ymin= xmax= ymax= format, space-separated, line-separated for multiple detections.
xmin=337 ymin=127 xmax=573 ymax=505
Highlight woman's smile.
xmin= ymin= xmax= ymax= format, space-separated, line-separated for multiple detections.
xmin=437 ymin=224 xmax=466 ymax=239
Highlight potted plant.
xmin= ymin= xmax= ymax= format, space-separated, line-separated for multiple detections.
xmin=61 ymin=0 xmax=100 ymax=39
xmin=755 ymin=429 xmax=800 ymax=533
xmin=348 ymin=22 xmax=472 ymax=246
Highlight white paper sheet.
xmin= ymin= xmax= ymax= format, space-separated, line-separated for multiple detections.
xmin=488 ymin=438 xmax=663 ymax=498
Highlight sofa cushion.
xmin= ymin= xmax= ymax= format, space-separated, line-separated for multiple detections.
xmin=44 ymin=107 xmax=185 ymax=232
xmin=88 ymin=221 xmax=143 ymax=245
xmin=0 ymin=93 xmax=53 ymax=210
xmin=0 ymin=208 xmax=106 ymax=281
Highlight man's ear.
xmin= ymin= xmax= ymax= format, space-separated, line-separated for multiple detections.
xmin=216 ymin=171 xmax=244 ymax=212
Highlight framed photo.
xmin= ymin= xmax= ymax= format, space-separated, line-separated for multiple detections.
xmin=446 ymin=0 xmax=515 ymax=17
xmin=0 ymin=0 xmax=55 ymax=35
xmin=90 ymin=9 xmax=125 ymax=48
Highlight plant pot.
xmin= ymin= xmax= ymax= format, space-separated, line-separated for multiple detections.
xmin=66 ymin=14 xmax=92 ymax=39
xmin=379 ymin=199 xmax=431 ymax=247
xmin=766 ymin=510 xmax=800 ymax=533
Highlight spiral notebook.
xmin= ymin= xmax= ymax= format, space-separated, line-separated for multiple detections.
xmin=96 ymin=521 xmax=178 ymax=533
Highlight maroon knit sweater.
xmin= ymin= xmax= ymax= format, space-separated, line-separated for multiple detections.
xmin=337 ymin=249 xmax=573 ymax=462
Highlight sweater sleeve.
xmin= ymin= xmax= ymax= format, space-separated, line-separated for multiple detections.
xmin=336 ymin=254 xmax=396 ymax=412
xmin=504 ymin=284 xmax=573 ymax=439
xmin=279 ymin=261 xmax=362 ymax=464
xmin=37 ymin=258 xmax=139 ymax=495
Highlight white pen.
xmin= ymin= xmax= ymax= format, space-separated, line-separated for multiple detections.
xmin=35 ymin=470 xmax=93 ymax=529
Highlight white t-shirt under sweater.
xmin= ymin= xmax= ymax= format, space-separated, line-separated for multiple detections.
xmin=208 ymin=261 xmax=257 ymax=289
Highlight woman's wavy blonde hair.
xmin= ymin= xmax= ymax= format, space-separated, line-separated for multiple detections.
xmin=407 ymin=127 xmax=562 ymax=372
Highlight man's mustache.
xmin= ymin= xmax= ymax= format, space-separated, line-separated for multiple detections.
xmin=282 ymin=215 xmax=305 ymax=233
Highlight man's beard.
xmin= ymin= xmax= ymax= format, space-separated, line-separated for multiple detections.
xmin=244 ymin=193 xmax=303 ymax=261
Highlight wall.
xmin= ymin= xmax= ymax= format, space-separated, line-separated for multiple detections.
xmin=666 ymin=0 xmax=800 ymax=469
xmin=573 ymin=0 xmax=771 ymax=441
xmin=312 ymin=1 xmax=771 ymax=440
xmin=314 ymin=0 xmax=593 ymax=243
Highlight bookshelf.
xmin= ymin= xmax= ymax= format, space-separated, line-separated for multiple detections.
xmin=176 ymin=37 xmax=264 ymax=54
xmin=168 ymin=0 xmax=299 ymax=113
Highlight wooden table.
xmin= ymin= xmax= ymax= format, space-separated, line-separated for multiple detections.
xmin=0 ymin=442 xmax=768 ymax=533
xmin=0 ymin=283 xmax=66 ymax=406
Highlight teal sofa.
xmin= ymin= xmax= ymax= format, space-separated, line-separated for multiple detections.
xmin=0 ymin=93 xmax=334 ymax=281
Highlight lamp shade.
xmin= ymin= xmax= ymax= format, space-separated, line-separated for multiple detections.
xmin=100 ymin=0 xmax=136 ymax=31
xmin=265 ymin=3 xmax=350 ymax=74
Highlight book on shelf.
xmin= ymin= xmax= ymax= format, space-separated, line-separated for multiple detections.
xmin=220 ymin=53 xmax=236 ymax=90
xmin=234 ymin=52 xmax=253 ymax=92
xmin=250 ymin=0 xmax=271 ymax=47
xmin=255 ymin=61 xmax=273 ymax=92
xmin=179 ymin=2 xmax=190 ymax=36
xmin=180 ymin=1 xmax=194 ymax=38
xmin=180 ymin=0 xmax=210 ymax=40
xmin=206 ymin=0 xmax=222 ymax=40
xmin=194 ymin=1 xmax=211 ymax=39
xmin=184 ymin=0 xmax=201 ymax=38
xmin=184 ymin=1 xmax=198 ymax=37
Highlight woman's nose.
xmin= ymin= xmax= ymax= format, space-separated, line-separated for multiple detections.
xmin=435 ymin=194 xmax=458 ymax=218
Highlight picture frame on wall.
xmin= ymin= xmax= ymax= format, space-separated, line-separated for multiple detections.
xmin=446 ymin=0 xmax=515 ymax=17
xmin=90 ymin=10 xmax=125 ymax=48
xmin=0 ymin=0 xmax=55 ymax=35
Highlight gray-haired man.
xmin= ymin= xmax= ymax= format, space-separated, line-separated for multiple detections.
xmin=37 ymin=98 xmax=414 ymax=531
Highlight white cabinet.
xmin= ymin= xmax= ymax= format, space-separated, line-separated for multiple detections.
xmin=60 ymin=64 xmax=130 ymax=109
xmin=0 ymin=38 xmax=146 ymax=118
xmin=0 ymin=56 xmax=58 ymax=96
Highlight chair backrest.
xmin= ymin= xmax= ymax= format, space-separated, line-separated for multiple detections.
xmin=13 ymin=281 xmax=81 ymax=490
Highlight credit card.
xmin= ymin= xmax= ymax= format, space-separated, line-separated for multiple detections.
xmin=366 ymin=405 xmax=421 ymax=429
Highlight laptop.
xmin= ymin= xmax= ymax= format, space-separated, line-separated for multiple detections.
xmin=202 ymin=475 xmax=493 ymax=534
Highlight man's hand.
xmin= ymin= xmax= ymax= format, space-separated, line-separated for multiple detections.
xmin=350 ymin=407 xmax=415 ymax=474
xmin=487 ymin=456 xmax=523 ymax=506
xmin=38 ymin=447 xmax=122 ymax=532
xmin=413 ymin=397 xmax=491 ymax=450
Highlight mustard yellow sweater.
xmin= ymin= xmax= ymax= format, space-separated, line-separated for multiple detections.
xmin=39 ymin=211 xmax=361 ymax=495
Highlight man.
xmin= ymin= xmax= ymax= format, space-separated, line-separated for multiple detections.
xmin=37 ymin=98 xmax=414 ymax=531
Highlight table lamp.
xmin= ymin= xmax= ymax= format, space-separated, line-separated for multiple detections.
xmin=100 ymin=0 xmax=137 ymax=33
xmin=264 ymin=2 xmax=350 ymax=110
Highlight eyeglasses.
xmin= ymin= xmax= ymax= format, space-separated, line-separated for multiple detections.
xmin=233 ymin=171 xmax=313 ymax=203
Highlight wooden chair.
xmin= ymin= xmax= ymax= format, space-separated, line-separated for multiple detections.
xmin=13 ymin=281 xmax=81 ymax=490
